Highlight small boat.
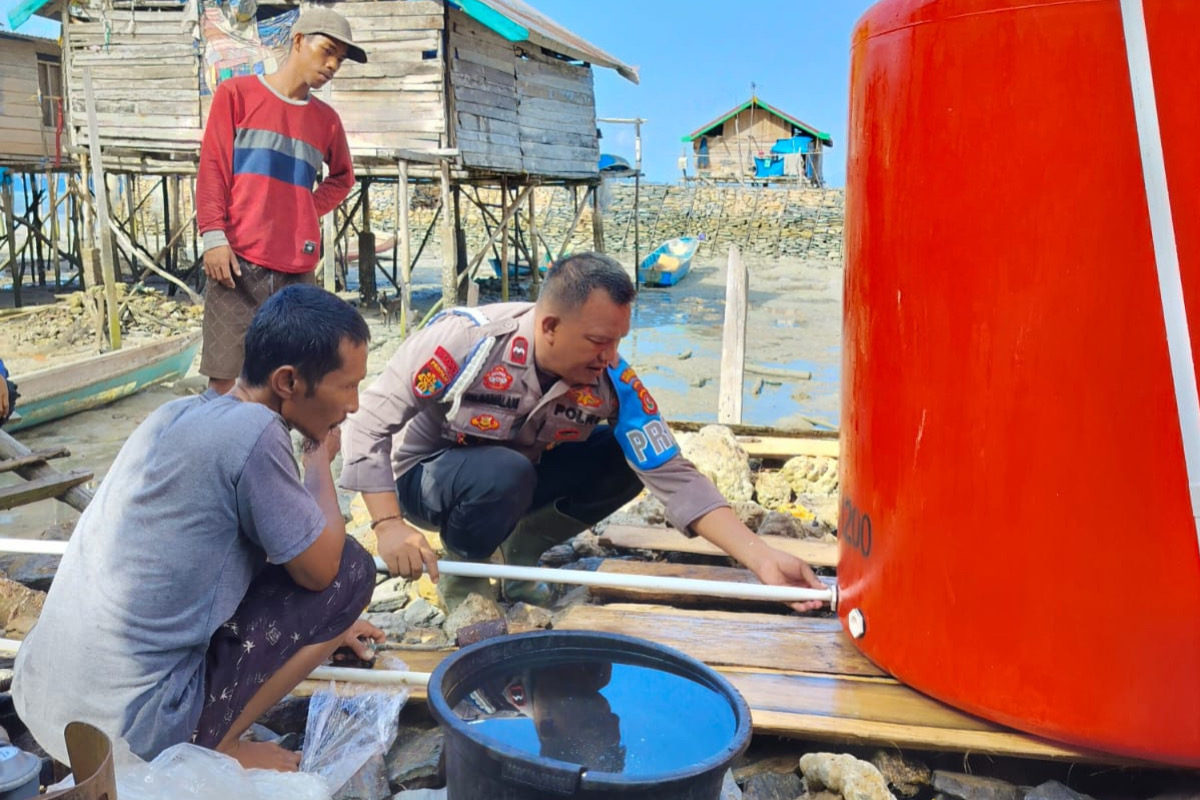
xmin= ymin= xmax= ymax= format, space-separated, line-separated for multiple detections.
xmin=638 ymin=237 xmax=699 ymax=287
xmin=6 ymin=331 xmax=202 ymax=433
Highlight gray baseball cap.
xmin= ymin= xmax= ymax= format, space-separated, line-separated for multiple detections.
xmin=293 ymin=7 xmax=367 ymax=64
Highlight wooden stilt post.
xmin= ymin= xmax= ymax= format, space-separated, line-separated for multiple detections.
xmin=500 ymin=177 xmax=510 ymax=302
xmin=83 ymin=68 xmax=121 ymax=350
xmin=397 ymin=159 xmax=412 ymax=335
xmin=77 ymin=154 xmax=99 ymax=289
xmin=528 ymin=186 xmax=540 ymax=301
xmin=592 ymin=180 xmax=605 ymax=254
xmin=718 ymin=244 xmax=748 ymax=424
xmin=48 ymin=172 xmax=60 ymax=288
xmin=357 ymin=180 xmax=376 ymax=305
xmin=439 ymin=159 xmax=457 ymax=309
xmin=2 ymin=180 xmax=19 ymax=308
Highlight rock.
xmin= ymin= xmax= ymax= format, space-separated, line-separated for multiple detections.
xmin=780 ymin=456 xmax=839 ymax=497
xmin=754 ymin=471 xmax=793 ymax=510
xmin=441 ymin=593 xmax=503 ymax=641
xmin=0 ymin=578 xmax=44 ymax=638
xmin=571 ymin=530 xmax=610 ymax=559
xmin=731 ymin=500 xmax=768 ymax=532
xmin=624 ymin=494 xmax=667 ymax=526
xmin=869 ymin=750 xmax=930 ymax=798
xmin=732 ymin=755 xmax=800 ymax=783
xmin=401 ymin=627 xmax=448 ymax=647
xmin=391 ymin=790 xmax=446 ymax=800
xmin=540 ymin=543 xmax=576 ymax=567
xmin=1024 ymin=781 xmax=1096 ymax=800
xmin=756 ymin=511 xmax=802 ymax=539
xmin=720 ymin=769 xmax=742 ymax=800
xmin=0 ymin=554 xmax=60 ymax=593
xmin=385 ymin=725 xmax=444 ymax=792
xmin=402 ymin=599 xmax=447 ymax=628
xmin=677 ymin=426 xmax=754 ymax=502
xmin=365 ymin=611 xmax=408 ymax=640
xmin=506 ymin=602 xmax=553 ymax=630
xmin=258 ymin=695 xmax=310 ymax=738
xmin=741 ymin=770 xmax=803 ymax=800
xmin=454 ymin=618 xmax=508 ymax=647
xmin=930 ymin=770 xmax=1022 ymax=800
xmin=799 ymin=752 xmax=895 ymax=800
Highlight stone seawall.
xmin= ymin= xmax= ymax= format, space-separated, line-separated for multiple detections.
xmin=368 ymin=183 xmax=844 ymax=268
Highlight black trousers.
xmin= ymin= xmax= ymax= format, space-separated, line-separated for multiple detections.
xmin=395 ymin=427 xmax=643 ymax=559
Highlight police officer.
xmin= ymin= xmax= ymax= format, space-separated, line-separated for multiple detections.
xmin=340 ymin=252 xmax=825 ymax=610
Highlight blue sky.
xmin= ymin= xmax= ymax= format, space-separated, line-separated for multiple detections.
xmin=1 ymin=0 xmax=876 ymax=185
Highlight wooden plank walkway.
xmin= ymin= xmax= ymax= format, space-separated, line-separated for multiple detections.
xmin=600 ymin=524 xmax=839 ymax=568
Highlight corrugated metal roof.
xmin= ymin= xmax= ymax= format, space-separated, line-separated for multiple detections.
xmin=682 ymin=98 xmax=833 ymax=147
xmin=0 ymin=28 xmax=57 ymax=44
xmin=463 ymin=0 xmax=638 ymax=83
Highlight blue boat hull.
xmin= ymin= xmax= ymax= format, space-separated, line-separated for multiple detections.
xmin=7 ymin=332 xmax=202 ymax=433
xmin=638 ymin=237 xmax=699 ymax=287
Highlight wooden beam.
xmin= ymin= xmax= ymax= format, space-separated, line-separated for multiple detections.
xmin=82 ymin=68 xmax=121 ymax=350
xmin=0 ymin=431 xmax=93 ymax=513
xmin=718 ymin=244 xmax=748 ymax=424
xmin=0 ymin=448 xmax=71 ymax=474
xmin=0 ymin=469 xmax=93 ymax=511
xmin=457 ymin=183 xmax=533 ymax=288
xmin=738 ymin=435 xmax=839 ymax=460
xmin=556 ymin=185 xmax=591 ymax=259
xmin=599 ymin=524 xmax=838 ymax=569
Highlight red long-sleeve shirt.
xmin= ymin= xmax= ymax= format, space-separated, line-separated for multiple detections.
xmin=196 ymin=75 xmax=354 ymax=274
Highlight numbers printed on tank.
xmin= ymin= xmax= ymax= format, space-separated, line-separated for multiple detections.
xmin=840 ymin=497 xmax=873 ymax=558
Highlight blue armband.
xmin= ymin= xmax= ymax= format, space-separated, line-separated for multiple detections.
xmin=608 ymin=358 xmax=680 ymax=470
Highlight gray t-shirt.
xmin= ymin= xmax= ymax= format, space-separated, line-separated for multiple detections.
xmin=12 ymin=390 xmax=326 ymax=762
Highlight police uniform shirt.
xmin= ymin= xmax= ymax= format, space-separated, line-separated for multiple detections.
xmin=339 ymin=302 xmax=727 ymax=534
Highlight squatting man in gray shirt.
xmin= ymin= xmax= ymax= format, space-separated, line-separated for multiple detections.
xmin=13 ymin=285 xmax=384 ymax=772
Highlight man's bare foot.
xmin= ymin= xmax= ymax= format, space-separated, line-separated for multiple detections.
xmin=219 ymin=739 xmax=301 ymax=772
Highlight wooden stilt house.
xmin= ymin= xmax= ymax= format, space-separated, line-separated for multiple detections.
xmin=0 ymin=31 xmax=65 ymax=169
xmin=9 ymin=0 xmax=637 ymax=178
xmin=683 ymin=97 xmax=831 ymax=186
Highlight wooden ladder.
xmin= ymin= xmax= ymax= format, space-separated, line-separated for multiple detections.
xmin=0 ymin=429 xmax=93 ymax=513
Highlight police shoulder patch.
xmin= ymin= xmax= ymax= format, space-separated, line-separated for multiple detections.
xmin=607 ymin=357 xmax=679 ymax=470
xmin=413 ymin=346 xmax=460 ymax=398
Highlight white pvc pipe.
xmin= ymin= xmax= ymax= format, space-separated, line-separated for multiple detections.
xmin=0 ymin=538 xmax=73 ymax=555
xmin=381 ymin=557 xmax=837 ymax=607
xmin=308 ymin=665 xmax=430 ymax=687
xmin=0 ymin=538 xmax=835 ymax=607
xmin=0 ymin=638 xmax=431 ymax=686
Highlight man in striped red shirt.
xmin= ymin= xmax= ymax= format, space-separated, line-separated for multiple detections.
xmin=197 ymin=7 xmax=364 ymax=394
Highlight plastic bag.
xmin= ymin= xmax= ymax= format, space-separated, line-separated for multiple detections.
xmin=115 ymin=743 xmax=331 ymax=800
xmin=299 ymin=669 xmax=410 ymax=800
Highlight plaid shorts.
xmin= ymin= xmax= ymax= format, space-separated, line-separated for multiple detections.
xmin=199 ymin=261 xmax=315 ymax=381
xmin=191 ymin=537 xmax=375 ymax=748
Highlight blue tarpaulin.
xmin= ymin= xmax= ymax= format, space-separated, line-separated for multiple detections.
xmin=770 ymin=136 xmax=810 ymax=155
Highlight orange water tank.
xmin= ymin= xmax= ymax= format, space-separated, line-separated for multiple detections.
xmin=840 ymin=0 xmax=1200 ymax=766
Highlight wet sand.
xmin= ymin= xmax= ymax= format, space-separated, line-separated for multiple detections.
xmin=0 ymin=255 xmax=842 ymax=539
